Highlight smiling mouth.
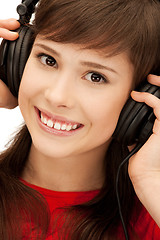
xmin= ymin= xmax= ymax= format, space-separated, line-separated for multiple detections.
xmin=37 ymin=109 xmax=83 ymax=132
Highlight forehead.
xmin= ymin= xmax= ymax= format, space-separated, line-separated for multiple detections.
xmin=34 ymin=35 xmax=131 ymax=61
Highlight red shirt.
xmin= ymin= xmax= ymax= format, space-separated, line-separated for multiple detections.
xmin=21 ymin=179 xmax=160 ymax=239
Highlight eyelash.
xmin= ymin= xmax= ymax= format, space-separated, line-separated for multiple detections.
xmin=83 ymin=72 xmax=108 ymax=84
xmin=36 ymin=53 xmax=57 ymax=68
xmin=36 ymin=53 xmax=108 ymax=84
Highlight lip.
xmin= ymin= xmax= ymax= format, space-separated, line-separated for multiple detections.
xmin=34 ymin=107 xmax=84 ymax=136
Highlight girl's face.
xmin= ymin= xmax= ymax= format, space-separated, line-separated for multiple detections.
xmin=18 ymin=36 xmax=134 ymax=160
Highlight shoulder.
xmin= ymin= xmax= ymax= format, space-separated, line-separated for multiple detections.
xmin=132 ymin=202 xmax=160 ymax=239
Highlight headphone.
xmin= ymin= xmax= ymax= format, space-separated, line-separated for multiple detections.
xmin=0 ymin=0 xmax=39 ymax=98
xmin=113 ymin=81 xmax=160 ymax=146
xmin=0 ymin=0 xmax=160 ymax=146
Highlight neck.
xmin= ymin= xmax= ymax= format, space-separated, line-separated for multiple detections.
xmin=21 ymin=143 xmax=108 ymax=192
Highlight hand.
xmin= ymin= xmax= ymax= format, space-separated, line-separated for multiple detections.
xmin=128 ymin=74 xmax=160 ymax=226
xmin=0 ymin=18 xmax=20 ymax=108
xmin=0 ymin=18 xmax=20 ymax=40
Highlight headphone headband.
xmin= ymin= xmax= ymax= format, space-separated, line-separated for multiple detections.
xmin=17 ymin=0 xmax=39 ymax=24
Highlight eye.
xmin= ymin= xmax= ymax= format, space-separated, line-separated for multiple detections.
xmin=37 ymin=54 xmax=57 ymax=67
xmin=84 ymin=72 xmax=107 ymax=83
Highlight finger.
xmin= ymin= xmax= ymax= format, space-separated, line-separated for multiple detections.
xmin=0 ymin=19 xmax=20 ymax=41
xmin=147 ymin=74 xmax=160 ymax=86
xmin=0 ymin=18 xmax=20 ymax=30
xmin=0 ymin=27 xmax=19 ymax=40
xmin=131 ymin=91 xmax=160 ymax=120
xmin=153 ymin=119 xmax=160 ymax=136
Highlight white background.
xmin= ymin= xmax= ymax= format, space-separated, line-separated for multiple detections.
xmin=0 ymin=0 xmax=24 ymax=151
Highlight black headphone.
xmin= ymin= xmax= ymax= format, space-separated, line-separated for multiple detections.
xmin=113 ymin=82 xmax=160 ymax=146
xmin=0 ymin=0 xmax=39 ymax=98
xmin=0 ymin=0 xmax=160 ymax=146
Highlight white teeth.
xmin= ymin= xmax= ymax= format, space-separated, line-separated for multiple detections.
xmin=54 ymin=122 xmax=61 ymax=130
xmin=41 ymin=114 xmax=44 ymax=122
xmin=41 ymin=114 xmax=47 ymax=124
xmin=61 ymin=124 xmax=67 ymax=130
xmin=43 ymin=117 xmax=47 ymax=125
xmin=66 ymin=125 xmax=72 ymax=131
xmin=40 ymin=112 xmax=79 ymax=131
xmin=47 ymin=119 xmax=54 ymax=128
xmin=72 ymin=124 xmax=77 ymax=130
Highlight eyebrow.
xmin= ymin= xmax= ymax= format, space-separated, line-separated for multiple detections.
xmin=34 ymin=43 xmax=118 ymax=75
xmin=34 ymin=43 xmax=61 ymax=57
xmin=80 ymin=61 xmax=118 ymax=74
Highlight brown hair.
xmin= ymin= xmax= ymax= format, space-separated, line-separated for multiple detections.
xmin=0 ymin=0 xmax=160 ymax=239
xmin=34 ymin=0 xmax=160 ymax=84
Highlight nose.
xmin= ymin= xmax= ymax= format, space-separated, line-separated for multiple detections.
xmin=44 ymin=73 xmax=75 ymax=109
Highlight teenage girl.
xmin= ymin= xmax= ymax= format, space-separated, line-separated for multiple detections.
xmin=0 ymin=0 xmax=160 ymax=239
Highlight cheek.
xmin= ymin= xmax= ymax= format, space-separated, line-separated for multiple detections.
xmin=18 ymin=64 xmax=38 ymax=117
xmin=18 ymin=61 xmax=42 ymax=105
xmin=18 ymin=78 xmax=28 ymax=110
xmin=85 ymin=90 xmax=129 ymax=139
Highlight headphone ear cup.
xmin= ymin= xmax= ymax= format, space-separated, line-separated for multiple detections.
xmin=113 ymin=82 xmax=160 ymax=146
xmin=6 ymin=25 xmax=34 ymax=97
